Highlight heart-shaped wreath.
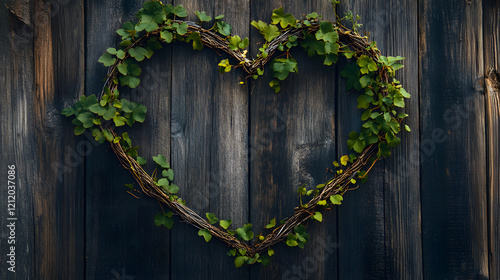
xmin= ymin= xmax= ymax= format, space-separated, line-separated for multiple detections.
xmin=62 ymin=0 xmax=410 ymax=267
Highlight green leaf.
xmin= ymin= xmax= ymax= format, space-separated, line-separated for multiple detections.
xmin=113 ymin=115 xmax=127 ymax=126
xmin=128 ymin=47 xmax=149 ymax=61
xmin=74 ymin=126 xmax=85 ymax=135
xmin=236 ymin=223 xmax=254 ymax=241
xmin=405 ymin=125 xmax=411 ymax=132
xmin=153 ymin=154 xmax=170 ymax=168
xmin=198 ymin=228 xmax=212 ymax=242
xmin=162 ymin=168 xmax=174 ymax=181
xmin=206 ymin=213 xmax=219 ymax=225
xmin=301 ymin=34 xmax=325 ymax=56
xmin=357 ymin=94 xmax=374 ymax=109
xmin=154 ymin=212 xmax=174 ymax=229
xmin=359 ymin=75 xmax=372 ymax=88
xmin=176 ymin=22 xmax=188 ymax=35
xmin=220 ymin=219 xmax=232 ymax=229
xmin=286 ymin=234 xmax=298 ymax=247
xmin=161 ymin=30 xmax=174 ymax=43
xmin=340 ymin=63 xmax=361 ymax=91
xmin=315 ymin=23 xmax=338 ymax=43
xmin=173 ymin=5 xmax=188 ymax=17
xmin=312 ymin=212 xmax=323 ymax=222
xmin=195 ymin=11 xmax=211 ymax=22
xmin=269 ymin=80 xmax=280 ymax=93
xmin=306 ymin=12 xmax=319 ymax=19
xmin=330 ymin=194 xmax=343 ymax=205
xmin=216 ymin=21 xmax=232 ymax=36
xmin=132 ymin=104 xmax=147 ymax=123
xmin=77 ymin=112 xmax=95 ymax=128
xmin=137 ymin=156 xmax=147 ymax=165
xmin=98 ymin=53 xmax=116 ymax=67
xmin=119 ymin=75 xmax=141 ymax=88
xmin=234 ymin=256 xmax=246 ymax=268
xmin=265 ymin=218 xmax=276 ymax=229
xmin=102 ymin=106 xmax=116 ymax=120
xmin=271 ymin=58 xmax=298 ymax=80
xmin=186 ymin=32 xmax=203 ymax=50
xmin=271 ymin=7 xmax=296 ymax=28
xmin=340 ymin=155 xmax=349 ymax=166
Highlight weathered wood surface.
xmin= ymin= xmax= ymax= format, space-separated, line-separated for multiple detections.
xmin=0 ymin=0 xmax=498 ymax=279
xmin=484 ymin=1 xmax=500 ymax=279
xmin=420 ymin=0 xmax=488 ymax=279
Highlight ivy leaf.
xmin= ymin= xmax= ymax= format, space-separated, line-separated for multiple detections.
xmin=286 ymin=234 xmax=298 ymax=247
xmin=220 ymin=219 xmax=232 ymax=229
xmin=315 ymin=22 xmax=338 ymax=43
xmin=251 ymin=21 xmax=280 ymax=42
xmin=301 ymin=33 xmax=325 ymax=56
xmin=236 ymin=223 xmax=254 ymax=241
xmin=271 ymin=58 xmax=298 ymax=80
xmin=158 ymin=179 xmax=179 ymax=194
xmin=195 ymin=11 xmax=212 ymax=22
xmin=271 ymin=7 xmax=296 ymax=28
xmin=119 ymin=75 xmax=141 ymax=88
xmin=176 ymin=22 xmax=188 ymax=35
xmin=234 ymin=256 xmax=246 ymax=268
xmin=400 ymin=87 xmax=410 ymax=98
xmin=113 ymin=115 xmax=127 ymax=127
xmin=216 ymin=21 xmax=232 ymax=36
xmin=74 ymin=126 xmax=85 ymax=135
xmin=218 ymin=59 xmax=232 ymax=73
xmin=340 ymin=63 xmax=361 ymax=91
xmin=128 ymin=47 xmax=149 ymax=61
xmin=205 ymin=213 xmax=219 ymax=225
xmin=340 ymin=155 xmax=349 ymax=166
xmin=359 ymin=75 xmax=372 ymax=88
xmin=137 ymin=156 xmax=147 ymax=165
xmin=330 ymin=194 xmax=343 ymax=205
xmin=357 ymin=94 xmax=374 ymax=109
xmin=132 ymin=104 xmax=147 ymax=123
xmin=312 ymin=212 xmax=323 ymax=222
xmin=161 ymin=30 xmax=174 ymax=43
xmin=405 ymin=125 xmax=411 ymax=132
xmin=265 ymin=218 xmax=276 ymax=229
xmin=162 ymin=168 xmax=174 ymax=181
xmin=186 ymin=32 xmax=203 ymax=50
xmin=98 ymin=53 xmax=116 ymax=67
xmin=198 ymin=229 xmax=212 ymax=242
xmin=154 ymin=212 xmax=174 ymax=229
xmin=173 ymin=5 xmax=188 ymax=17
xmin=76 ymin=112 xmax=95 ymax=128
xmin=153 ymin=154 xmax=170 ymax=169
xmin=393 ymin=92 xmax=405 ymax=108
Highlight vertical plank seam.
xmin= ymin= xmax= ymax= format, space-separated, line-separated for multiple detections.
xmin=82 ymin=0 xmax=88 ymax=279
xmin=417 ymin=0 xmax=426 ymax=279
xmin=169 ymin=3 xmax=175 ymax=280
xmin=247 ymin=1 xmax=253 ymax=279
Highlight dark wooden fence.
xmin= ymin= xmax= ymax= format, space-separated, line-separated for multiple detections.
xmin=1 ymin=0 xmax=499 ymax=279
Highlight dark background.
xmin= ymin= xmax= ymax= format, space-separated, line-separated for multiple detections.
xmin=1 ymin=0 xmax=499 ymax=279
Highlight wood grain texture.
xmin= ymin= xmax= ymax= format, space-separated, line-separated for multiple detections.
xmin=249 ymin=1 xmax=337 ymax=279
xmin=336 ymin=1 xmax=386 ymax=279
xmin=84 ymin=0 xmax=171 ymax=279
xmin=169 ymin=0 xmax=250 ymax=279
xmin=375 ymin=1 xmax=423 ymax=279
xmin=31 ymin=0 xmax=85 ymax=278
xmin=420 ymin=0 xmax=489 ymax=278
xmin=484 ymin=1 xmax=500 ymax=278
xmin=0 ymin=1 xmax=35 ymax=279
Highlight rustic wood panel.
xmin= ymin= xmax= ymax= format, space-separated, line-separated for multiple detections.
xmin=84 ymin=0 xmax=171 ymax=279
xmin=376 ymin=1 xmax=422 ymax=279
xmin=31 ymin=0 xmax=87 ymax=278
xmin=0 ymin=1 xmax=35 ymax=279
xmin=169 ymin=0 xmax=250 ymax=279
xmin=419 ymin=0 xmax=489 ymax=278
xmin=484 ymin=1 xmax=500 ymax=277
xmin=335 ymin=1 xmax=386 ymax=279
xmin=249 ymin=1 xmax=337 ymax=279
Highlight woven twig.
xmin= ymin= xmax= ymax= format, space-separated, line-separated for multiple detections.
xmin=102 ymin=21 xmax=382 ymax=257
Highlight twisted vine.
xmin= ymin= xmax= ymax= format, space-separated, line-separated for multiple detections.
xmin=62 ymin=0 xmax=410 ymax=267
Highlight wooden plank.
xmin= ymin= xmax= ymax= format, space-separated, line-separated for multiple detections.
xmin=375 ymin=1 xmax=423 ymax=279
xmin=249 ymin=1 xmax=337 ymax=279
xmin=419 ymin=0 xmax=489 ymax=278
xmin=169 ymin=0 xmax=250 ymax=279
xmin=0 ymin=1 xmax=35 ymax=279
xmin=84 ymin=1 xmax=171 ymax=279
xmin=484 ymin=1 xmax=500 ymax=276
xmin=335 ymin=1 xmax=386 ymax=279
xmin=33 ymin=0 xmax=86 ymax=277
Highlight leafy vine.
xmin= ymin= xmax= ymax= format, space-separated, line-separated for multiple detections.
xmin=62 ymin=0 xmax=410 ymax=267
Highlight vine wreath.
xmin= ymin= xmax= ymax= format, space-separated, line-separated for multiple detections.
xmin=62 ymin=0 xmax=411 ymax=267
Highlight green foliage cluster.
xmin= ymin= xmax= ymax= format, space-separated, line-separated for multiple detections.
xmin=62 ymin=0 xmax=411 ymax=268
